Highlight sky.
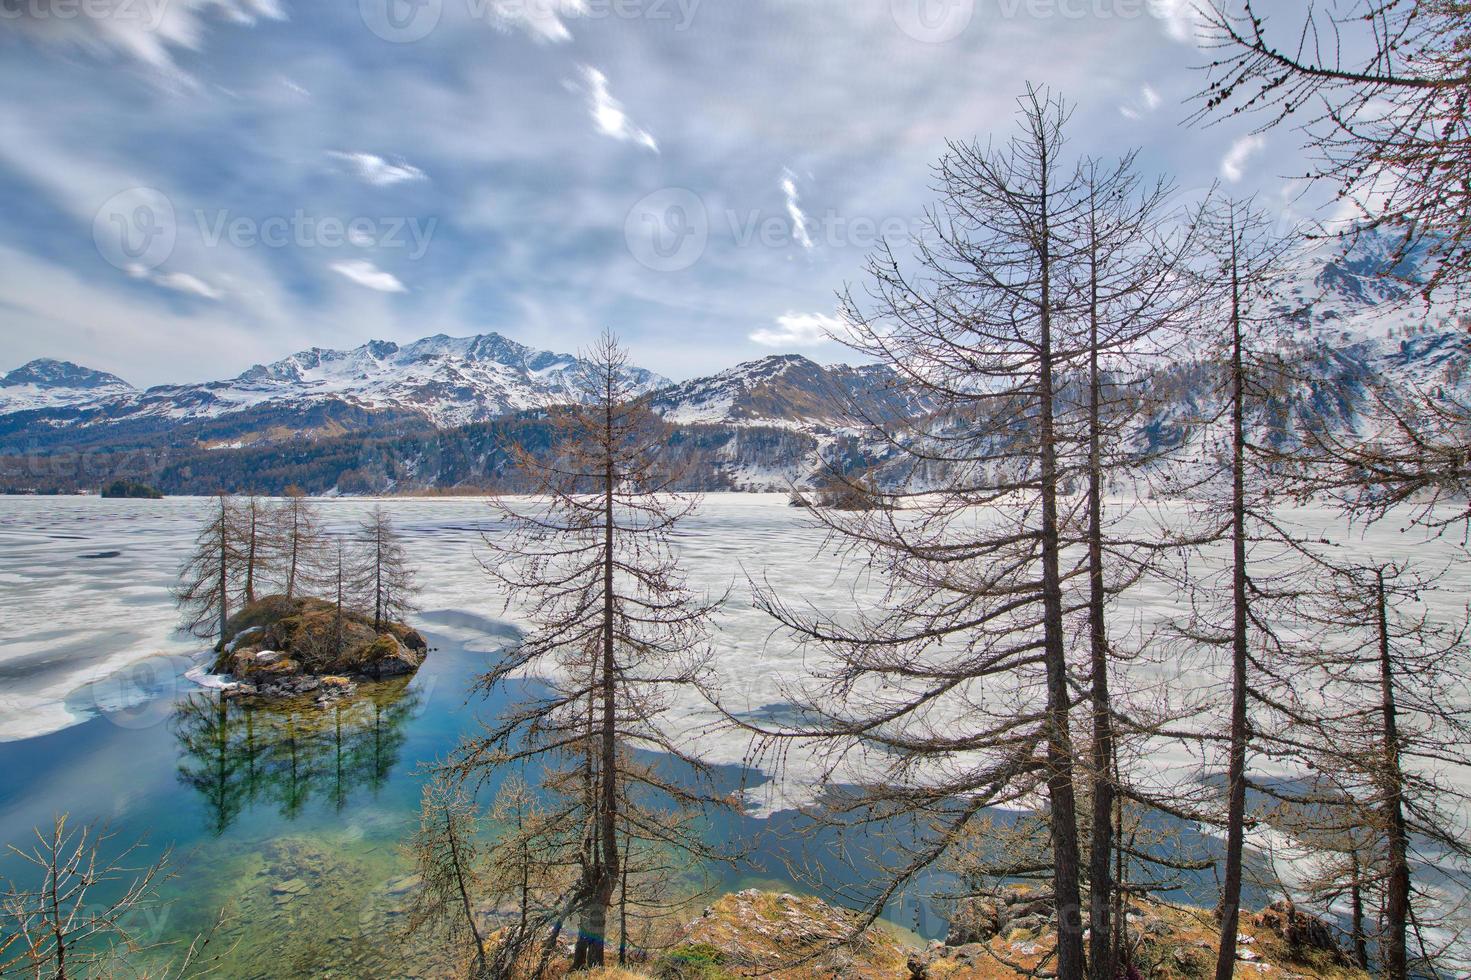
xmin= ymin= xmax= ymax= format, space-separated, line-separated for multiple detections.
xmin=0 ymin=0 xmax=1322 ymax=387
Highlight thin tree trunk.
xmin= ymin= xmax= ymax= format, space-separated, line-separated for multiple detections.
xmin=1349 ymin=849 xmax=1369 ymax=972
xmin=445 ymin=807 xmax=488 ymax=977
xmin=244 ymin=504 xmax=257 ymax=605
xmin=1215 ymin=235 xmax=1250 ymax=980
xmin=1376 ymin=568 xmax=1411 ymax=980
xmin=375 ymin=527 xmax=384 ymax=632
xmin=1085 ymin=212 xmax=1117 ymax=980
xmin=49 ymin=820 xmax=67 ymax=980
xmin=618 ymin=819 xmax=632 ymax=965
xmin=1113 ymin=781 xmax=1126 ymax=970
xmin=287 ymin=509 xmax=299 ymax=600
xmin=592 ymin=381 xmax=621 ymax=969
xmin=1037 ymin=159 xmax=1086 ymax=980
xmin=217 ymin=496 xmax=229 ymax=650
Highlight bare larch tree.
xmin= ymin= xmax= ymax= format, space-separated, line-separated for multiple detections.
xmin=357 ymin=505 xmax=418 ymax=632
xmin=447 ymin=331 xmax=729 ymax=971
xmin=744 ymin=87 xmax=1113 ymax=979
xmin=1065 ymin=156 xmax=1206 ymax=980
xmin=275 ymin=487 xmax=326 ymax=600
xmin=1172 ymin=196 xmax=1309 ymax=980
xmin=0 ymin=815 xmax=225 ymax=979
xmin=1273 ymin=557 xmax=1471 ymax=978
xmin=173 ymin=493 xmax=244 ymax=651
xmin=1194 ymin=0 xmax=1471 ymax=304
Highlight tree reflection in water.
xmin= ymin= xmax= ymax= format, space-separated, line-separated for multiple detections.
xmin=172 ymin=680 xmax=422 ymax=834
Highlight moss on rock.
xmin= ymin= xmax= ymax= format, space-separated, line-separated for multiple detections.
xmin=210 ymin=595 xmax=426 ymax=692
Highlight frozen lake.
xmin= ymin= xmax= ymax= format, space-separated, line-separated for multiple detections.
xmin=2 ymin=492 xmax=1468 ymax=769
xmin=0 ymin=493 xmax=1467 ymax=970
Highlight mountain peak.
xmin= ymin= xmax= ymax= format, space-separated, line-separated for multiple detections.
xmin=2 ymin=359 xmax=133 ymax=391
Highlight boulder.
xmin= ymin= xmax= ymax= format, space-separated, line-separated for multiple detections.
xmin=1252 ymin=900 xmax=1348 ymax=962
xmin=354 ymin=634 xmax=423 ymax=679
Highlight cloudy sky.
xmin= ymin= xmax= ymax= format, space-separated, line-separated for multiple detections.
xmin=0 ymin=0 xmax=1318 ymax=386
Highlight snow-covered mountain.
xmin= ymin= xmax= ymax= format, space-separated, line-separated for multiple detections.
xmin=3 ymin=230 xmax=1468 ymax=493
xmin=0 ymin=359 xmax=135 ymax=413
xmin=649 ymin=354 xmax=933 ymax=429
xmin=0 ymin=333 xmax=669 ymax=451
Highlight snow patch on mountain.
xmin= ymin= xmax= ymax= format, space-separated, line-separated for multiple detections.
xmin=0 ymin=333 xmax=670 ymax=436
xmin=0 ymin=359 xmax=136 ymax=413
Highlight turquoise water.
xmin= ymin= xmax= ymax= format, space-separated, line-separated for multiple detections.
xmin=0 ymin=612 xmax=825 ymax=976
xmin=0 ymin=612 xmax=516 ymax=974
xmin=0 ymin=496 xmax=887 ymax=976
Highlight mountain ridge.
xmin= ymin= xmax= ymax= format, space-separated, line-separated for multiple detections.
xmin=4 ymin=232 xmax=1468 ymax=493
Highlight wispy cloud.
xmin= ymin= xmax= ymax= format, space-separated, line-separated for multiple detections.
xmin=483 ymin=0 xmax=587 ymax=42
xmin=579 ymin=66 xmax=658 ymax=152
xmin=0 ymin=0 xmax=284 ymax=75
xmin=750 ymin=312 xmax=845 ymax=347
xmin=328 ymin=151 xmax=428 ymax=187
xmin=1220 ymin=134 xmax=1265 ymax=182
xmin=331 ymin=260 xmax=406 ymax=293
xmin=1149 ymin=0 xmax=1202 ymax=44
xmin=781 ymin=169 xmax=814 ymax=249
xmin=127 ymin=265 xmax=223 ymax=300
xmin=1120 ymin=84 xmax=1163 ymax=120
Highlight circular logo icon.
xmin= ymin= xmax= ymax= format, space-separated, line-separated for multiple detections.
xmin=93 ymin=187 xmax=176 ymax=273
xmin=359 ymin=0 xmax=442 ymax=43
xmin=891 ymin=0 xmax=974 ymax=43
xmin=624 ymin=187 xmax=709 ymax=273
xmin=89 ymin=654 xmax=194 ymax=731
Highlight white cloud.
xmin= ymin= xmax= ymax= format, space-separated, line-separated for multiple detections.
xmin=327 ymin=151 xmax=428 ymax=187
xmin=125 ymin=264 xmax=223 ymax=300
xmin=1220 ymin=135 xmax=1265 ymax=182
xmin=153 ymin=271 xmax=223 ymax=299
xmin=1120 ymin=84 xmax=1163 ymax=120
xmin=483 ymin=0 xmax=587 ymax=42
xmin=750 ymin=312 xmax=845 ymax=347
xmin=0 ymin=0 xmax=285 ymax=75
xmin=1148 ymin=0 xmax=1201 ymax=44
xmin=331 ymin=260 xmax=406 ymax=293
xmin=781 ymin=169 xmax=814 ymax=249
xmin=580 ymin=66 xmax=658 ymax=152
